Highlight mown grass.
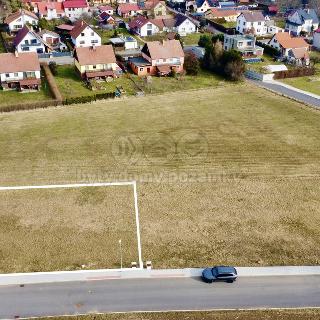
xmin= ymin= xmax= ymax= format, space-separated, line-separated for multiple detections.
xmin=38 ymin=309 xmax=320 ymax=320
xmin=182 ymin=32 xmax=212 ymax=46
xmin=0 ymin=85 xmax=320 ymax=272
xmin=0 ymin=77 xmax=53 ymax=108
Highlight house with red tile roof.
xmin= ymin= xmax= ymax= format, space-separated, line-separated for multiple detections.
xmin=98 ymin=5 xmax=114 ymax=15
xmin=268 ymin=32 xmax=310 ymax=65
xmin=205 ymin=8 xmax=239 ymax=21
xmin=70 ymin=20 xmax=101 ymax=47
xmin=4 ymin=9 xmax=38 ymax=33
xmin=117 ymin=3 xmax=141 ymax=18
xmin=63 ymin=0 xmax=90 ymax=21
xmin=129 ymin=39 xmax=184 ymax=76
xmin=74 ymin=45 xmax=121 ymax=79
xmin=141 ymin=0 xmax=167 ymax=18
xmin=36 ymin=1 xmax=65 ymax=20
xmin=0 ymin=52 xmax=41 ymax=91
xmin=128 ymin=16 xmax=160 ymax=36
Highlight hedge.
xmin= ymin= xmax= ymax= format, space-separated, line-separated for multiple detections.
xmin=0 ymin=99 xmax=60 ymax=113
xmin=256 ymin=41 xmax=280 ymax=57
xmin=63 ymin=92 xmax=115 ymax=105
xmin=41 ymin=63 xmax=63 ymax=102
xmin=273 ymin=67 xmax=316 ymax=79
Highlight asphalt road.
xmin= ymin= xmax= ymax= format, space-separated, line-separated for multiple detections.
xmin=1 ymin=276 xmax=320 ymax=318
xmin=249 ymin=79 xmax=320 ymax=108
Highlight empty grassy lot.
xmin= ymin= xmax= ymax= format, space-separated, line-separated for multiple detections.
xmin=0 ymin=84 xmax=320 ymax=272
xmin=0 ymin=187 xmax=138 ymax=273
xmin=39 ymin=309 xmax=320 ymax=320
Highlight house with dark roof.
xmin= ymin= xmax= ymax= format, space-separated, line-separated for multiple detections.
xmin=268 ymin=32 xmax=310 ymax=65
xmin=128 ymin=16 xmax=160 ymax=36
xmin=4 ymin=9 xmax=38 ymax=33
xmin=129 ymin=39 xmax=184 ymax=76
xmin=70 ymin=20 xmax=101 ymax=48
xmin=174 ymin=14 xmax=197 ymax=35
xmin=313 ymin=28 xmax=320 ymax=49
xmin=74 ymin=45 xmax=121 ymax=79
xmin=0 ymin=52 xmax=41 ymax=91
xmin=98 ymin=5 xmax=114 ymax=15
xmin=13 ymin=26 xmax=47 ymax=54
xmin=285 ymin=9 xmax=319 ymax=35
xmin=98 ymin=12 xmax=115 ymax=25
xmin=194 ymin=0 xmax=215 ymax=13
xmin=236 ymin=11 xmax=268 ymax=35
xmin=63 ymin=0 xmax=90 ymax=22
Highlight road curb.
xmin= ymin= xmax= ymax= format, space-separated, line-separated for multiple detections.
xmin=1 ymin=267 xmax=320 ymax=286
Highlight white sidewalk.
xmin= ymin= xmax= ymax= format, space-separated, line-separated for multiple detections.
xmin=1 ymin=266 xmax=320 ymax=286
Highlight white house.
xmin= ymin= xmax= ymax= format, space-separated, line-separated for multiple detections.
xmin=195 ymin=0 xmax=214 ymax=13
xmin=38 ymin=29 xmax=68 ymax=51
xmin=63 ymin=0 xmax=91 ymax=22
xmin=70 ymin=20 xmax=101 ymax=47
xmin=224 ymin=34 xmax=264 ymax=57
xmin=98 ymin=5 xmax=114 ymax=15
xmin=236 ymin=11 xmax=267 ymax=36
xmin=175 ymin=14 xmax=197 ymax=36
xmin=286 ymin=9 xmax=319 ymax=35
xmin=128 ymin=16 xmax=160 ymax=37
xmin=13 ymin=26 xmax=46 ymax=54
xmin=4 ymin=9 xmax=38 ymax=33
xmin=313 ymin=28 xmax=320 ymax=49
xmin=0 ymin=52 xmax=41 ymax=91
xmin=36 ymin=1 xmax=65 ymax=20
xmin=117 ymin=3 xmax=141 ymax=18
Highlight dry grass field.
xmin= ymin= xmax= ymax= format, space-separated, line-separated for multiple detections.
xmin=0 ymin=84 xmax=320 ymax=272
xmin=0 ymin=187 xmax=138 ymax=273
xmin=39 ymin=309 xmax=320 ymax=320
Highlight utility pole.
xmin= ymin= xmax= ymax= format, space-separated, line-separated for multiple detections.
xmin=119 ymin=239 xmax=123 ymax=269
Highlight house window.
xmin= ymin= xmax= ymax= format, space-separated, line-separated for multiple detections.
xmin=80 ymin=40 xmax=85 ymax=44
xmin=238 ymin=41 xmax=243 ymax=47
xmin=91 ymin=40 xmax=99 ymax=44
xmin=5 ymin=73 xmax=10 ymax=77
xmin=24 ymin=40 xmax=29 ymax=44
xmin=247 ymin=41 xmax=252 ymax=46
xmin=81 ymin=32 xmax=85 ymax=36
xmin=91 ymin=32 xmax=94 ymax=36
xmin=93 ymin=65 xmax=96 ymax=69
xmin=31 ymin=39 xmax=37 ymax=44
xmin=258 ymin=22 xmax=261 ymax=25
xmin=14 ymin=73 xmax=18 ymax=77
xmin=22 ymin=47 xmax=30 ymax=51
xmin=139 ymin=67 xmax=144 ymax=71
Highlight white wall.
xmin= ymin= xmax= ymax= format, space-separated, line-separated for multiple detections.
xmin=72 ymin=26 xmax=101 ymax=47
xmin=237 ymin=15 xmax=267 ymax=35
xmin=314 ymin=32 xmax=320 ymax=49
xmin=8 ymin=15 xmax=38 ymax=32
xmin=16 ymin=32 xmax=46 ymax=53
xmin=177 ymin=19 xmax=196 ymax=35
xmin=0 ymin=70 xmax=41 ymax=82
xmin=139 ymin=23 xmax=159 ymax=36
xmin=65 ymin=7 xmax=91 ymax=22
xmin=196 ymin=0 xmax=211 ymax=13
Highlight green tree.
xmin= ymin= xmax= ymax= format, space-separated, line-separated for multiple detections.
xmin=184 ymin=52 xmax=200 ymax=75
xmin=198 ymin=34 xmax=212 ymax=48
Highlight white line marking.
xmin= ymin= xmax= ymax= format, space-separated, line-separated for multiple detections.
xmin=133 ymin=181 xmax=143 ymax=269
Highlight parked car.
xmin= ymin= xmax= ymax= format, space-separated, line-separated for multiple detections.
xmin=202 ymin=266 xmax=237 ymax=283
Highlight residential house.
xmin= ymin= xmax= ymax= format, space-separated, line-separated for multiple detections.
xmin=4 ymin=9 xmax=38 ymax=33
xmin=268 ymin=32 xmax=310 ymax=65
xmin=36 ymin=2 xmax=65 ymax=20
xmin=117 ymin=4 xmax=141 ymax=17
xmin=38 ymin=29 xmax=67 ymax=51
xmin=117 ymin=0 xmax=137 ymax=4
xmin=194 ymin=0 xmax=215 ymax=13
xmin=129 ymin=39 xmax=184 ymax=76
xmin=128 ymin=16 xmax=160 ymax=36
xmin=223 ymin=34 xmax=264 ymax=57
xmin=173 ymin=14 xmax=197 ymax=35
xmin=13 ymin=26 xmax=46 ymax=54
xmin=205 ymin=8 xmax=239 ymax=21
xmin=286 ymin=9 xmax=319 ymax=35
xmin=98 ymin=5 xmax=114 ymax=15
xmin=142 ymin=0 xmax=167 ymax=18
xmin=109 ymin=36 xmax=138 ymax=51
xmin=313 ymin=28 xmax=320 ymax=49
xmin=98 ymin=12 xmax=116 ymax=25
xmin=74 ymin=45 xmax=121 ymax=79
xmin=63 ymin=0 xmax=91 ymax=22
xmin=70 ymin=20 xmax=101 ymax=47
xmin=236 ymin=11 xmax=267 ymax=36
xmin=0 ymin=52 xmax=41 ymax=91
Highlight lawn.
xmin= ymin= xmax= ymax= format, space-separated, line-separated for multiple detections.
xmin=98 ymin=27 xmax=137 ymax=45
xmin=246 ymin=54 xmax=283 ymax=73
xmin=38 ymin=309 xmax=320 ymax=320
xmin=0 ymin=84 xmax=320 ymax=272
xmin=0 ymin=187 xmax=138 ymax=273
xmin=54 ymin=65 xmax=137 ymax=98
xmin=0 ymin=78 xmax=53 ymax=109
xmin=182 ymin=32 xmax=212 ymax=45
xmin=280 ymin=54 xmax=320 ymax=95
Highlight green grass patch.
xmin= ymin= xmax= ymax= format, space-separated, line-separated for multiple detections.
xmin=0 ymin=77 xmax=53 ymax=109
xmin=182 ymin=32 xmax=212 ymax=45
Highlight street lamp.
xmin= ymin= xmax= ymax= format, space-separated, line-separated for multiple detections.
xmin=119 ymin=239 xmax=122 ymax=269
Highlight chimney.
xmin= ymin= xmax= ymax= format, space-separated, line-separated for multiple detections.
xmin=15 ymin=50 xmax=19 ymax=58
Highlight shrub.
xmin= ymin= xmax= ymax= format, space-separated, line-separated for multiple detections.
xmin=184 ymin=52 xmax=200 ymax=75
xmin=198 ymin=34 xmax=212 ymax=48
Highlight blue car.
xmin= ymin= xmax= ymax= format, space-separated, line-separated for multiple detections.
xmin=202 ymin=266 xmax=237 ymax=283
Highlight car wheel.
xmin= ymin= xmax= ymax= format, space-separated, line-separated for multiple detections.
xmin=227 ymin=280 xmax=234 ymax=283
